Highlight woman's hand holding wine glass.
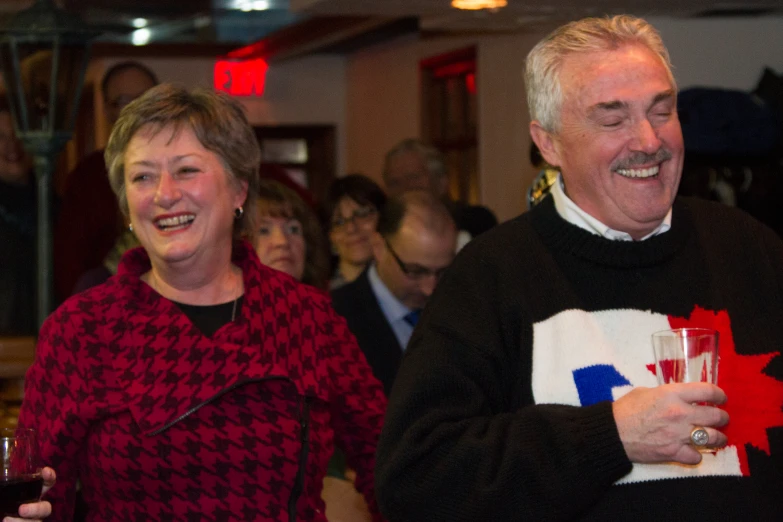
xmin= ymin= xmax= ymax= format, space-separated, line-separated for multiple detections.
xmin=1 ymin=429 xmax=54 ymax=521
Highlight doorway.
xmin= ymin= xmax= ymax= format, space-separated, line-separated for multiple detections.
xmin=253 ymin=125 xmax=336 ymax=205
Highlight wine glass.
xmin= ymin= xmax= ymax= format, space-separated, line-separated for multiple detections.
xmin=0 ymin=428 xmax=43 ymax=517
xmin=651 ymin=328 xmax=719 ymax=385
xmin=652 ymin=328 xmax=720 ymax=452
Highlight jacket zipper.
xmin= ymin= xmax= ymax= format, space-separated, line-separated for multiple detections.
xmin=149 ymin=376 xmax=313 ymax=519
xmin=287 ymin=395 xmax=312 ymax=522
xmin=149 ymin=376 xmax=293 ymax=435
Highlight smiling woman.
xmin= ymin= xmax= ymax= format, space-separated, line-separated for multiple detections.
xmin=325 ymin=174 xmax=387 ymax=289
xmin=123 ymin=124 xmax=248 ymax=291
xmin=16 ymin=84 xmax=387 ymax=522
xmin=255 ymin=178 xmax=329 ymax=289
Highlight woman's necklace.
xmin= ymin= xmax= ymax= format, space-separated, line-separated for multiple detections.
xmin=231 ymin=294 xmax=238 ymax=322
xmin=230 ymin=268 xmax=242 ymax=322
xmin=148 ymin=269 xmax=242 ymax=322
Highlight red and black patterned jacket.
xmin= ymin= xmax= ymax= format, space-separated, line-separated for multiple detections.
xmin=19 ymin=241 xmax=387 ymax=521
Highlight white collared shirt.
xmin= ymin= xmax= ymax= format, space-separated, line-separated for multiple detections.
xmin=550 ymin=174 xmax=671 ymax=241
xmin=367 ymin=263 xmax=415 ymax=351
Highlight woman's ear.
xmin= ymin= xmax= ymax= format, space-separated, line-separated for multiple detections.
xmin=234 ymin=178 xmax=249 ymax=208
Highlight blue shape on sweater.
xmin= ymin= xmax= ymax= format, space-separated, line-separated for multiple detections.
xmin=573 ymin=364 xmax=631 ymax=406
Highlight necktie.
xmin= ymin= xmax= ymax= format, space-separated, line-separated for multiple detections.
xmin=404 ymin=309 xmax=421 ymax=327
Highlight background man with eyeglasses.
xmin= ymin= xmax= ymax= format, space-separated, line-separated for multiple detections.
xmin=331 ymin=190 xmax=457 ymax=396
xmin=54 ymin=61 xmax=159 ymax=302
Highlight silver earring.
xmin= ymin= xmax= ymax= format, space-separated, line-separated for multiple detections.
xmin=128 ymin=223 xmax=133 ymax=232
xmin=234 ymin=206 xmax=244 ymax=219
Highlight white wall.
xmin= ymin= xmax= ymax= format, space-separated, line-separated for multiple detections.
xmin=239 ymin=55 xmax=348 ymax=176
xmin=345 ymin=35 xmax=420 ymax=180
xmin=476 ymin=32 xmax=542 ymax=223
xmin=649 ymin=16 xmax=783 ymax=91
xmin=345 ymin=32 xmax=537 ymax=219
xmin=345 ymin=31 xmax=544 ymax=223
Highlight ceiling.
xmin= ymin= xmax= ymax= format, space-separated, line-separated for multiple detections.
xmin=0 ymin=0 xmax=302 ymax=50
xmin=0 ymin=0 xmax=780 ymax=58
xmin=294 ymin=0 xmax=783 ymax=33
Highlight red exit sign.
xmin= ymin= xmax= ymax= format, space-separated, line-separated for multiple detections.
xmin=214 ymin=58 xmax=269 ymax=96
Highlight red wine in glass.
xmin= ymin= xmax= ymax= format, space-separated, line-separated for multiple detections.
xmin=0 ymin=475 xmax=44 ymax=516
xmin=1 ymin=428 xmax=43 ymax=517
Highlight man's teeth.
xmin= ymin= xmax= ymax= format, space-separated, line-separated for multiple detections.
xmin=157 ymin=215 xmax=194 ymax=229
xmin=616 ymin=166 xmax=659 ymax=178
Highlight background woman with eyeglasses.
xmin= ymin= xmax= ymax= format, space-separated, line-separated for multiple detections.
xmin=325 ymin=174 xmax=387 ymax=289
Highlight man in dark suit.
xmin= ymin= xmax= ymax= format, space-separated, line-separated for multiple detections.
xmin=331 ymin=190 xmax=457 ymax=395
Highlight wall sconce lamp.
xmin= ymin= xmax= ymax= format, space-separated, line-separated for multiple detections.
xmin=0 ymin=0 xmax=100 ymax=327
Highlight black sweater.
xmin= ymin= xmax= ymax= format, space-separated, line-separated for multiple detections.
xmin=376 ymin=196 xmax=783 ymax=521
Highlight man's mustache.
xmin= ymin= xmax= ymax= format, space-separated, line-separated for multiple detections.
xmin=612 ymin=149 xmax=672 ymax=171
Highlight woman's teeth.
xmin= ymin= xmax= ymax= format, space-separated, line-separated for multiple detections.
xmin=616 ymin=166 xmax=659 ymax=178
xmin=156 ymin=215 xmax=194 ymax=230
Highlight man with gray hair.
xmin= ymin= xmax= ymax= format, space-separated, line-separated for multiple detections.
xmin=376 ymin=15 xmax=783 ymax=521
xmin=383 ymin=138 xmax=497 ymax=244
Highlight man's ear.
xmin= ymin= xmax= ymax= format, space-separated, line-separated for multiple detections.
xmin=370 ymin=231 xmax=384 ymax=262
xmin=530 ymin=121 xmax=561 ymax=168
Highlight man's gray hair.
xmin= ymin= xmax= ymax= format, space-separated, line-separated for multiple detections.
xmin=525 ymin=15 xmax=675 ymax=132
xmin=383 ymin=138 xmax=446 ymax=181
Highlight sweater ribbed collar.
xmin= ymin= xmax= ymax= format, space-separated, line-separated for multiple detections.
xmin=531 ymin=195 xmax=691 ymax=269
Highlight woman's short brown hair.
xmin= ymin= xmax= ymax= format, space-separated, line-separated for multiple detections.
xmin=256 ymin=179 xmax=329 ymax=289
xmin=105 ymin=83 xmax=261 ymax=241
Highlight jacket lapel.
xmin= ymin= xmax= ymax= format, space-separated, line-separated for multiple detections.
xmin=110 ymin=242 xmax=326 ymax=435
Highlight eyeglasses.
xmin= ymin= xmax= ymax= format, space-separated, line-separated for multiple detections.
xmin=383 ymin=238 xmax=448 ymax=281
xmin=331 ymin=206 xmax=377 ymax=231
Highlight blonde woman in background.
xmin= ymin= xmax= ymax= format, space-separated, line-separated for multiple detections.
xmin=255 ymin=178 xmax=330 ymax=290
